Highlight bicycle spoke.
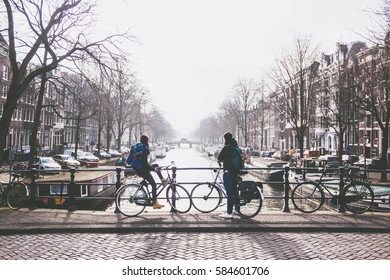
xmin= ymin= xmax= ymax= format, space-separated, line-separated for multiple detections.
xmin=115 ymin=184 xmax=146 ymax=217
xmin=190 ymin=183 xmax=221 ymax=213
xmin=343 ymin=182 xmax=374 ymax=214
xmin=7 ymin=182 xmax=28 ymax=210
xmin=292 ymin=182 xmax=324 ymax=213
xmin=166 ymin=184 xmax=192 ymax=213
xmin=235 ymin=185 xmax=262 ymax=218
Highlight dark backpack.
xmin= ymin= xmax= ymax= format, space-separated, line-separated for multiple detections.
xmin=232 ymin=146 xmax=244 ymax=171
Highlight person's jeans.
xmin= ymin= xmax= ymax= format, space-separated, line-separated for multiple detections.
xmin=223 ymin=172 xmax=235 ymax=214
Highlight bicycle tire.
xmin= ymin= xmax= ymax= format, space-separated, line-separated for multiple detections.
xmin=7 ymin=182 xmax=28 ymax=210
xmin=291 ymin=182 xmax=324 ymax=213
xmin=115 ymin=184 xmax=147 ymax=217
xmin=234 ymin=185 xmax=262 ymax=218
xmin=190 ymin=183 xmax=222 ymax=213
xmin=166 ymin=184 xmax=192 ymax=213
xmin=342 ymin=181 xmax=374 ymax=214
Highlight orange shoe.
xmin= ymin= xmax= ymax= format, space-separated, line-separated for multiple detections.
xmin=153 ymin=201 xmax=165 ymax=209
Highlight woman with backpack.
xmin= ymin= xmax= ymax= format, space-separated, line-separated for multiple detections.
xmin=126 ymin=135 xmax=167 ymax=209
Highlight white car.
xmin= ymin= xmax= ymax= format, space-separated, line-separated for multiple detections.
xmin=38 ymin=157 xmax=62 ymax=174
xmin=52 ymin=154 xmax=81 ymax=169
xmin=81 ymin=152 xmax=100 ymax=162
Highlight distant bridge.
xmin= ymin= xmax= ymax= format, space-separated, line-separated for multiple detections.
xmin=170 ymin=138 xmax=198 ymax=148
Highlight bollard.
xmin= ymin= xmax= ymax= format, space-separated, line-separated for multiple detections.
xmin=68 ymin=168 xmax=77 ymax=212
xmin=29 ymin=168 xmax=38 ymax=209
xmin=283 ymin=165 xmax=291 ymax=213
xmin=338 ymin=166 xmax=346 ymax=213
xmin=114 ymin=167 xmax=122 ymax=213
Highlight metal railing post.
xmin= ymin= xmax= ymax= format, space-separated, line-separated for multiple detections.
xmin=68 ymin=168 xmax=77 ymax=212
xmin=170 ymin=166 xmax=177 ymax=213
xmin=283 ymin=165 xmax=291 ymax=213
xmin=338 ymin=166 xmax=346 ymax=213
xmin=29 ymin=168 xmax=38 ymax=209
xmin=114 ymin=167 xmax=122 ymax=213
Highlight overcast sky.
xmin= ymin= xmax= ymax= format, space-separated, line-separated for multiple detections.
xmin=97 ymin=0 xmax=383 ymax=139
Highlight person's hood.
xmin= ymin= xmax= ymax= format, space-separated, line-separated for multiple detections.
xmin=225 ymin=138 xmax=238 ymax=147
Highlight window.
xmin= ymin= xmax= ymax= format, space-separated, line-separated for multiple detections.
xmin=80 ymin=184 xmax=88 ymax=197
xmin=50 ymin=184 xmax=68 ymax=195
xmin=2 ymin=65 xmax=9 ymax=80
xmin=2 ymin=84 xmax=7 ymax=97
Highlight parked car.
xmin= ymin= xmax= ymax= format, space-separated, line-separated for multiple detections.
xmin=94 ymin=150 xmax=111 ymax=159
xmin=353 ymin=158 xmax=381 ymax=170
xmin=52 ymin=154 xmax=81 ymax=169
xmin=37 ymin=157 xmax=61 ymax=174
xmin=108 ymin=149 xmax=122 ymax=157
xmin=120 ymin=146 xmax=130 ymax=154
xmin=80 ymin=152 xmax=100 ymax=162
xmin=318 ymin=155 xmax=340 ymax=168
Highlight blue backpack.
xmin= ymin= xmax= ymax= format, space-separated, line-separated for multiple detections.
xmin=232 ymin=146 xmax=244 ymax=171
xmin=126 ymin=142 xmax=145 ymax=169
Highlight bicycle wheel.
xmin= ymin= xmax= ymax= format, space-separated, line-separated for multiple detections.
xmin=7 ymin=182 xmax=28 ymax=210
xmin=115 ymin=184 xmax=147 ymax=217
xmin=291 ymin=182 xmax=324 ymax=213
xmin=342 ymin=181 xmax=374 ymax=214
xmin=235 ymin=185 xmax=262 ymax=218
xmin=166 ymin=184 xmax=192 ymax=213
xmin=190 ymin=183 xmax=222 ymax=213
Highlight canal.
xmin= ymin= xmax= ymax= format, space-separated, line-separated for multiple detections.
xmin=107 ymin=144 xmax=285 ymax=213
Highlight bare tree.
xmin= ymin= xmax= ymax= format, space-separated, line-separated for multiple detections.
xmin=269 ymin=36 xmax=320 ymax=158
xmin=0 ymin=0 xmax=131 ymax=165
xmin=52 ymin=73 xmax=96 ymax=160
xmin=220 ymin=78 xmax=260 ymax=147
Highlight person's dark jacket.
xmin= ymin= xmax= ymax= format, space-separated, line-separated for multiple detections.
xmin=218 ymin=138 xmax=238 ymax=172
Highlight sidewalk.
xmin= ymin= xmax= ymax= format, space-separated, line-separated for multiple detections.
xmin=1 ymin=208 xmax=389 ymax=234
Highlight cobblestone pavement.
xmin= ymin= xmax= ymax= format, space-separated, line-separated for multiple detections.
xmin=1 ymin=231 xmax=390 ymax=260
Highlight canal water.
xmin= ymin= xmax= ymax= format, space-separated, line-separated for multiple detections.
xmin=107 ymin=144 xmax=286 ymax=213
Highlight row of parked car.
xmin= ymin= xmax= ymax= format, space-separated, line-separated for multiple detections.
xmin=36 ymin=148 xmax=126 ymax=174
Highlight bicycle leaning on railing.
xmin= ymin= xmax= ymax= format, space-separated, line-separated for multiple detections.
xmin=291 ymin=164 xmax=374 ymax=214
xmin=190 ymin=161 xmax=264 ymax=218
xmin=115 ymin=161 xmax=192 ymax=217
xmin=0 ymin=168 xmax=30 ymax=210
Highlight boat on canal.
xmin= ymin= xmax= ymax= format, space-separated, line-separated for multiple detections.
xmin=250 ymin=157 xmax=286 ymax=182
xmin=34 ymin=168 xmax=125 ymax=210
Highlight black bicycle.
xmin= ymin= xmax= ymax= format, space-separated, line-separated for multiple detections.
xmin=0 ymin=168 xmax=29 ymax=210
xmin=115 ymin=161 xmax=192 ymax=217
xmin=291 ymin=164 xmax=374 ymax=214
xmin=190 ymin=161 xmax=264 ymax=218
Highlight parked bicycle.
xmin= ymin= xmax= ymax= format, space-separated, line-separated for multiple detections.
xmin=0 ymin=168 xmax=29 ymax=210
xmin=291 ymin=164 xmax=374 ymax=214
xmin=190 ymin=161 xmax=264 ymax=218
xmin=115 ymin=161 xmax=192 ymax=217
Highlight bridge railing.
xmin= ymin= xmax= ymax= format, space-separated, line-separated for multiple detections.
xmin=1 ymin=166 xmax=389 ymax=213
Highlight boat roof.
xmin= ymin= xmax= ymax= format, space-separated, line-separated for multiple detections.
xmin=36 ymin=169 xmax=117 ymax=183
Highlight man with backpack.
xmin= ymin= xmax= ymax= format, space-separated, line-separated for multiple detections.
xmin=126 ymin=135 xmax=167 ymax=209
xmin=217 ymin=132 xmax=243 ymax=218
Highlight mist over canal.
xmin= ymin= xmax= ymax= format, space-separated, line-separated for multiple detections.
xmin=107 ymin=144 xmax=285 ymax=213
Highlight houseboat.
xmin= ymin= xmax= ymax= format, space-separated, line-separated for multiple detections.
xmin=35 ymin=168 xmax=124 ymax=210
xmin=250 ymin=157 xmax=286 ymax=182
